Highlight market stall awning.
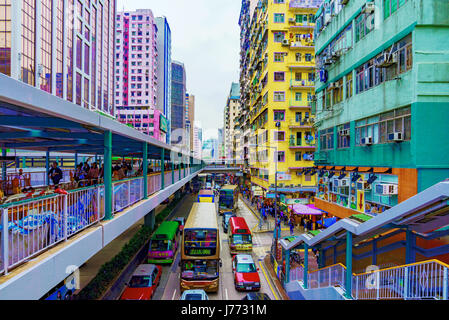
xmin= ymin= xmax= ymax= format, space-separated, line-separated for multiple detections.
xmin=292 ymin=203 xmax=323 ymax=215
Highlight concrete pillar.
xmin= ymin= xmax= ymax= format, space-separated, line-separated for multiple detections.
xmin=304 ymin=243 xmax=309 ymax=289
xmin=143 ymin=142 xmax=148 ymax=199
xmin=345 ymin=231 xmax=353 ymax=299
xmin=144 ymin=209 xmax=156 ymax=231
xmin=405 ymin=229 xmax=415 ymax=264
xmin=285 ymin=249 xmax=291 ymax=284
xmin=161 ymin=148 xmax=165 ymax=190
xmin=45 ymin=151 xmax=50 ymax=185
xmin=104 ymin=131 xmax=113 ymax=220
xmin=172 ymin=160 xmax=175 ymax=185
xmin=1 ymin=149 xmax=6 ymax=182
xmin=22 ymin=157 xmax=26 ymax=168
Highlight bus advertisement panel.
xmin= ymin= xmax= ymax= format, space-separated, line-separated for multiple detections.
xmin=180 ymin=203 xmax=220 ymax=292
xmin=148 ymin=221 xmax=179 ymax=264
xmin=218 ymin=185 xmax=238 ymax=215
xmin=197 ymin=189 xmax=215 ymax=203
xmin=228 ymin=217 xmax=252 ymax=255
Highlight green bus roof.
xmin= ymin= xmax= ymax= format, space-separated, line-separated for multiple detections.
xmin=151 ymin=221 xmax=179 ymax=241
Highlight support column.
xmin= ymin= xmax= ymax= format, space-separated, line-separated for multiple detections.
xmin=172 ymin=161 xmax=175 ymax=184
xmin=318 ymin=247 xmax=325 ymax=269
xmin=285 ymin=249 xmax=291 ymax=284
xmin=372 ymin=238 xmax=378 ymax=266
xmin=345 ymin=231 xmax=353 ymax=299
xmin=1 ymin=149 xmax=6 ymax=182
xmin=144 ymin=209 xmax=156 ymax=231
xmin=304 ymin=243 xmax=309 ymax=289
xmin=143 ymin=142 xmax=148 ymax=199
xmin=161 ymin=148 xmax=165 ymax=190
xmin=104 ymin=131 xmax=113 ymax=220
xmin=45 ymin=151 xmax=50 ymax=185
xmin=22 ymin=157 xmax=26 ymax=168
xmin=75 ymin=153 xmax=78 ymax=168
xmin=405 ymin=229 xmax=415 ymax=264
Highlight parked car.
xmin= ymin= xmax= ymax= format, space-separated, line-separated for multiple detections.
xmin=120 ymin=264 xmax=162 ymax=300
xmin=222 ymin=211 xmax=236 ymax=233
xmin=232 ymin=254 xmax=260 ymax=291
xmin=180 ymin=289 xmax=209 ymax=300
xmin=242 ymin=293 xmax=271 ymax=300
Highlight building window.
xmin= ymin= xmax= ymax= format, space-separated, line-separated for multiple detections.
xmin=274 ymin=131 xmax=285 ymax=141
xmin=384 ymin=0 xmax=408 ymax=20
xmin=273 ymin=91 xmax=285 ymax=102
xmin=355 ymin=12 xmax=375 ymax=43
xmin=274 ymin=52 xmax=285 ymax=62
xmin=295 ymin=53 xmax=302 ymax=62
xmin=355 ymin=106 xmax=411 ymax=145
xmin=274 ymin=32 xmax=285 ymax=42
xmin=275 ymin=151 xmax=285 ymax=162
xmin=274 ymin=13 xmax=285 ymax=23
xmin=320 ymin=128 xmax=334 ymax=151
xmin=305 ymin=54 xmax=312 ymax=62
xmin=295 ymin=92 xmax=302 ymax=101
xmin=337 ymin=123 xmax=350 ymax=149
xmin=273 ymin=110 xmax=285 ymax=121
xmin=274 ymin=72 xmax=285 ymax=81
xmin=295 ymin=152 xmax=302 ymax=161
xmin=346 ymin=73 xmax=353 ymax=99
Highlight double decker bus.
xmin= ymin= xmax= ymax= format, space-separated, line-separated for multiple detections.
xmin=218 ymin=185 xmax=239 ymax=215
xmin=228 ymin=217 xmax=252 ymax=255
xmin=148 ymin=221 xmax=179 ymax=264
xmin=180 ymin=203 xmax=221 ymax=292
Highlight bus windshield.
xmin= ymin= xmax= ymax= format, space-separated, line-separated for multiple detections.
xmin=219 ymin=191 xmax=234 ymax=208
xmin=184 ymin=229 xmax=217 ymax=255
xmin=150 ymin=239 xmax=171 ymax=251
xmin=181 ymin=260 xmax=219 ymax=280
xmin=129 ymin=276 xmax=151 ymax=288
xmin=232 ymin=234 xmax=252 ymax=245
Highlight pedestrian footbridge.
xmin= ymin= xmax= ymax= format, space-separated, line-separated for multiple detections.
xmin=0 ymin=74 xmax=204 ymax=299
xmin=280 ymin=180 xmax=449 ymax=300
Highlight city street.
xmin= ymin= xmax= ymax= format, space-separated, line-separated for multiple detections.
xmin=138 ymin=195 xmax=279 ymax=300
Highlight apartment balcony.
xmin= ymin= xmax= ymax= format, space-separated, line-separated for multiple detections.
xmin=289 ymin=102 xmax=312 ymax=110
xmin=287 ymin=62 xmax=315 ymax=70
xmin=290 ymin=40 xmax=315 ymax=49
xmin=288 ymin=118 xmax=314 ymax=129
xmin=287 ymin=20 xmax=316 ymax=30
xmin=289 ymin=0 xmax=322 ymax=10
xmin=289 ymin=79 xmax=315 ymax=89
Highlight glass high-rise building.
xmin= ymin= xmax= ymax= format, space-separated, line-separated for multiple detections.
xmin=0 ymin=0 xmax=116 ymax=116
xmin=171 ymin=60 xmax=186 ymax=145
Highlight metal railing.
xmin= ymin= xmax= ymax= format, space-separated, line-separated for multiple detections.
xmin=0 ymin=167 xmax=202 ymax=275
xmin=352 ymin=260 xmax=449 ymax=300
xmin=290 ymin=263 xmax=346 ymax=290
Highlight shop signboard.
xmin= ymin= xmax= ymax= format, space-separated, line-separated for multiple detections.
xmin=159 ymin=114 xmax=168 ymax=133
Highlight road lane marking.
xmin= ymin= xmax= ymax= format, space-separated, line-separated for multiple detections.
xmin=259 ymin=261 xmax=279 ymax=300
xmin=225 ymin=288 xmax=228 ymax=300
xmin=172 ymin=289 xmax=177 ymax=300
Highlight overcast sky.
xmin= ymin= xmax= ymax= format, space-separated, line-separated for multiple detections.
xmin=117 ymin=0 xmax=241 ymax=140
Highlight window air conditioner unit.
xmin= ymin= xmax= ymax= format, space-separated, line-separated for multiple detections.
xmin=341 ymin=0 xmax=349 ymax=5
xmin=389 ymin=132 xmax=404 ymax=142
xmin=328 ymin=82 xmax=336 ymax=89
xmin=376 ymin=184 xmax=398 ymax=195
xmin=324 ymin=13 xmax=331 ymax=25
xmin=275 ymin=121 xmax=281 ymax=128
xmin=361 ymin=136 xmax=373 ymax=145
xmin=339 ymin=129 xmax=350 ymax=136
xmin=362 ymin=2 xmax=375 ymax=14
xmin=282 ymin=39 xmax=290 ymax=46
xmin=341 ymin=179 xmax=349 ymax=186
xmin=288 ymin=18 xmax=295 ymax=24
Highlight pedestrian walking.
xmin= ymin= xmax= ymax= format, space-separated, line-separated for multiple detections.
xmin=289 ymin=220 xmax=295 ymax=236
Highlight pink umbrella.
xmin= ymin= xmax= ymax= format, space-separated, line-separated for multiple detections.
xmin=292 ymin=203 xmax=323 ymax=215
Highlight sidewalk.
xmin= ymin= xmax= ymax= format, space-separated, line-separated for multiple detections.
xmin=240 ymin=195 xmax=306 ymax=237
